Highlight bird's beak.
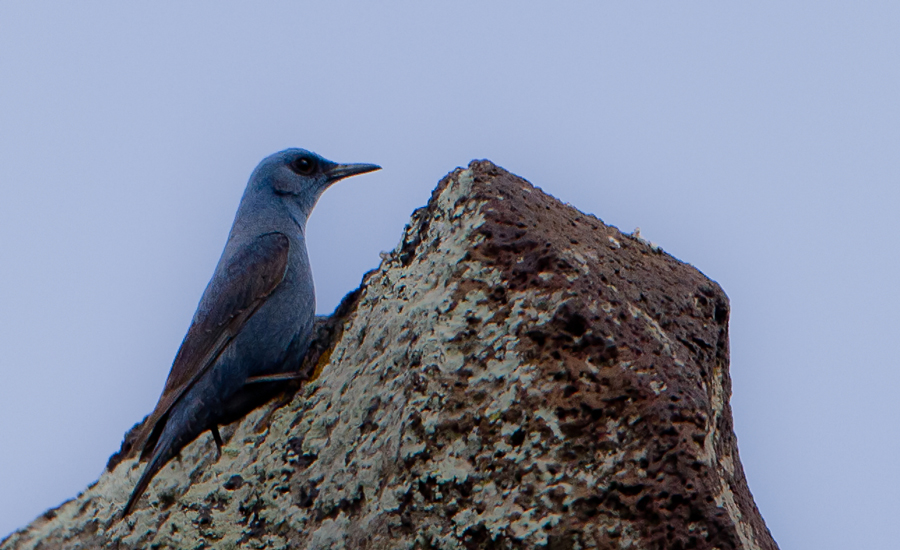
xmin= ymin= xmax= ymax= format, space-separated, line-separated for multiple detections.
xmin=326 ymin=162 xmax=381 ymax=182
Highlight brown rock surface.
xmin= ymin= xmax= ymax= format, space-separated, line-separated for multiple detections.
xmin=1 ymin=161 xmax=778 ymax=549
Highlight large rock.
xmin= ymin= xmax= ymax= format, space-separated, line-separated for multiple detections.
xmin=1 ymin=161 xmax=778 ymax=549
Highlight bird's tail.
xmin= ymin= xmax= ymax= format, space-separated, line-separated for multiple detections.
xmin=121 ymin=430 xmax=177 ymax=517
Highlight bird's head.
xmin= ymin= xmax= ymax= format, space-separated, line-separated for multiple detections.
xmin=248 ymin=148 xmax=380 ymax=223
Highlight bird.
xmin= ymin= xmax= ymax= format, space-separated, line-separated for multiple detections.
xmin=122 ymin=149 xmax=380 ymax=516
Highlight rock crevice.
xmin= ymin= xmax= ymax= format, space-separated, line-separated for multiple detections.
xmin=2 ymin=160 xmax=777 ymax=550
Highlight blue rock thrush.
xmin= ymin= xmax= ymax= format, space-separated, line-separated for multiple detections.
xmin=123 ymin=149 xmax=380 ymax=516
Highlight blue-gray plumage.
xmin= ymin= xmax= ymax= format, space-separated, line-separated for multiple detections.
xmin=123 ymin=149 xmax=380 ymax=516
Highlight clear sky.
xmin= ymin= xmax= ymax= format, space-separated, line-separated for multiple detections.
xmin=1 ymin=3 xmax=898 ymax=547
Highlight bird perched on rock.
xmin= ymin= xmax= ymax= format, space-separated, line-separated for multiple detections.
xmin=123 ymin=149 xmax=380 ymax=516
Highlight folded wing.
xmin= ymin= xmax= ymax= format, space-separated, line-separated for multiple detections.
xmin=133 ymin=231 xmax=291 ymax=459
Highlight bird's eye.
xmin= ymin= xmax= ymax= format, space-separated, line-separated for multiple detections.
xmin=289 ymin=156 xmax=317 ymax=175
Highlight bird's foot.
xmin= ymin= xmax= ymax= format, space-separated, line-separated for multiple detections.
xmin=245 ymin=372 xmax=308 ymax=384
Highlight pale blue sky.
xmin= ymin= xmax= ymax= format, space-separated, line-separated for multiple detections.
xmin=1 ymin=3 xmax=898 ymax=548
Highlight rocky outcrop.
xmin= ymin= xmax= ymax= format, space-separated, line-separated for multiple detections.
xmin=1 ymin=161 xmax=778 ymax=549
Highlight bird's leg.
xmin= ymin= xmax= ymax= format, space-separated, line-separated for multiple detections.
xmin=211 ymin=426 xmax=224 ymax=458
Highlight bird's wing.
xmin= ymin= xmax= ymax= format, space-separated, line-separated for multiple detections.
xmin=133 ymin=231 xmax=291 ymax=458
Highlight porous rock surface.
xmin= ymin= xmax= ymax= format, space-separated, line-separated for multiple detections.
xmin=1 ymin=161 xmax=778 ymax=549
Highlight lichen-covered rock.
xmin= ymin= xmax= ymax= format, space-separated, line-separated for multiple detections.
xmin=1 ymin=161 xmax=778 ymax=550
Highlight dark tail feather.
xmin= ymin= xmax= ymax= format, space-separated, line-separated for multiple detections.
xmin=122 ymin=433 xmax=174 ymax=517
